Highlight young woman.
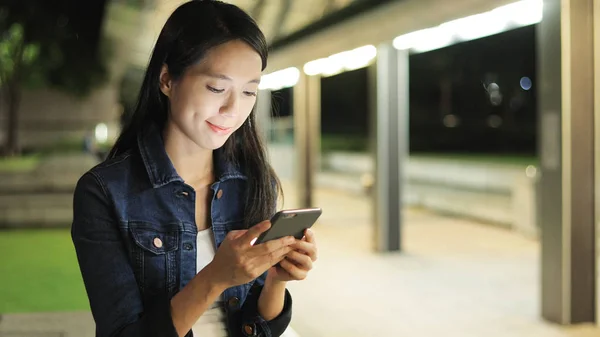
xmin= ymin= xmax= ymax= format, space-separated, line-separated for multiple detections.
xmin=71 ymin=1 xmax=318 ymax=337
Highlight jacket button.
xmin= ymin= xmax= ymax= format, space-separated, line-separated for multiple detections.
xmin=216 ymin=189 xmax=223 ymax=199
xmin=227 ymin=296 xmax=240 ymax=308
xmin=243 ymin=323 xmax=255 ymax=336
xmin=183 ymin=243 xmax=193 ymax=251
xmin=153 ymin=237 xmax=163 ymax=248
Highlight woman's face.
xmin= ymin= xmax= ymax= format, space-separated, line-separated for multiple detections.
xmin=160 ymin=40 xmax=262 ymax=150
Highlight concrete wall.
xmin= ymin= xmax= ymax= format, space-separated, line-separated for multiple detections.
xmin=0 ymin=87 xmax=121 ymax=148
xmin=0 ymin=153 xmax=98 ymax=228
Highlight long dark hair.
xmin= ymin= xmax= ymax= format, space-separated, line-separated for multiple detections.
xmin=108 ymin=0 xmax=282 ymax=227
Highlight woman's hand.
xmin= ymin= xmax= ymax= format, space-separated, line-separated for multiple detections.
xmin=267 ymin=228 xmax=318 ymax=282
xmin=207 ymin=221 xmax=295 ymax=289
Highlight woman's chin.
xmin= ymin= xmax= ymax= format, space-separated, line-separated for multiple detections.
xmin=198 ymin=135 xmax=230 ymax=151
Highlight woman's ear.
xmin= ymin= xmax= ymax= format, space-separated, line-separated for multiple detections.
xmin=159 ymin=65 xmax=172 ymax=97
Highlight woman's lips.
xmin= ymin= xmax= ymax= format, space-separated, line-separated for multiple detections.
xmin=206 ymin=121 xmax=233 ymax=134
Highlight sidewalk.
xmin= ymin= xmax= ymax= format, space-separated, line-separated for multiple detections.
xmin=281 ymin=181 xmax=599 ymax=337
xmin=1 ymin=181 xmax=599 ymax=337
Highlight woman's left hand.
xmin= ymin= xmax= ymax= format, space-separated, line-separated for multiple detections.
xmin=267 ymin=228 xmax=317 ymax=282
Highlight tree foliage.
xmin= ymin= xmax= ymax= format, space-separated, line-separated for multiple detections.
xmin=0 ymin=23 xmax=39 ymax=88
xmin=0 ymin=0 xmax=110 ymax=154
xmin=0 ymin=0 xmax=110 ymax=96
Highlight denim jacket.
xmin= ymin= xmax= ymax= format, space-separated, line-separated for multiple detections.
xmin=71 ymin=123 xmax=292 ymax=337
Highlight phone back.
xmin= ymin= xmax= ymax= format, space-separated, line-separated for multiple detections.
xmin=257 ymin=208 xmax=322 ymax=243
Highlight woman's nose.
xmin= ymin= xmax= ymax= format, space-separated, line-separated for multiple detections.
xmin=219 ymin=93 xmax=239 ymax=117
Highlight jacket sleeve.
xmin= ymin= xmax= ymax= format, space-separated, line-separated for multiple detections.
xmin=239 ymin=273 xmax=293 ymax=337
xmin=71 ymin=172 xmax=180 ymax=337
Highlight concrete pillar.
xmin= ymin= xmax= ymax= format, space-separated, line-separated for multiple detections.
xmin=256 ymin=89 xmax=272 ymax=143
xmin=369 ymin=44 xmax=408 ymax=252
xmin=537 ymin=0 xmax=596 ymax=324
xmin=594 ymin=0 xmax=600 ymax=325
xmin=293 ymin=73 xmax=321 ymax=208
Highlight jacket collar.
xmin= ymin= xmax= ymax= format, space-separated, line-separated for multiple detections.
xmin=137 ymin=123 xmax=246 ymax=188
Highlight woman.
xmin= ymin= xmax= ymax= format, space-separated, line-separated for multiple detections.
xmin=71 ymin=1 xmax=318 ymax=337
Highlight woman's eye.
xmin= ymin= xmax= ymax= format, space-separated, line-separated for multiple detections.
xmin=207 ymin=86 xmax=224 ymax=93
xmin=244 ymin=91 xmax=257 ymax=97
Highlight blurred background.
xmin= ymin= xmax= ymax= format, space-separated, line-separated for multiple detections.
xmin=0 ymin=0 xmax=599 ymax=336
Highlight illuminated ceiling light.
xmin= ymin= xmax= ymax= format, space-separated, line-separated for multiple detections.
xmin=259 ymin=67 xmax=300 ymax=90
xmin=441 ymin=12 xmax=507 ymax=42
xmin=393 ymin=30 xmax=424 ymax=50
xmin=410 ymin=27 xmax=454 ymax=53
xmin=321 ymin=53 xmax=346 ymax=76
xmin=303 ymin=45 xmax=377 ymax=76
xmin=344 ymin=45 xmax=377 ymax=70
xmin=303 ymin=58 xmax=328 ymax=76
xmin=393 ymin=0 xmax=543 ymax=53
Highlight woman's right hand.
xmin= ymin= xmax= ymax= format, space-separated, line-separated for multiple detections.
xmin=207 ymin=221 xmax=295 ymax=288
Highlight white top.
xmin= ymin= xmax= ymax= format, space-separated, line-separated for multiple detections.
xmin=191 ymin=228 xmax=228 ymax=337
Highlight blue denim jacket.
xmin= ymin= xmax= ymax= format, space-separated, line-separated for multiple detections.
xmin=71 ymin=123 xmax=292 ymax=337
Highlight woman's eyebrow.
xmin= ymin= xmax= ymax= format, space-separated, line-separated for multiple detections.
xmin=204 ymin=73 xmax=261 ymax=84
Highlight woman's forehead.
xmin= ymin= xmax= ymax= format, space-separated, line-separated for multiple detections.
xmin=187 ymin=41 xmax=263 ymax=80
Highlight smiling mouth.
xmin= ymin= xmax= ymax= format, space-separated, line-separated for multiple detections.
xmin=206 ymin=121 xmax=233 ymax=133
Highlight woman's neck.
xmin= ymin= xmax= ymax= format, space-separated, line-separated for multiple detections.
xmin=162 ymin=124 xmax=214 ymax=188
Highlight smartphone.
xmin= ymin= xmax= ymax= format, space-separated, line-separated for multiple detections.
xmin=253 ymin=207 xmax=322 ymax=245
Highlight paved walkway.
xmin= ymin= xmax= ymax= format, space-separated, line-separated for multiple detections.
xmin=1 ymin=182 xmax=599 ymax=337
xmin=281 ymin=181 xmax=599 ymax=337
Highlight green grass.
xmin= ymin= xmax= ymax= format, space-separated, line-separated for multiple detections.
xmin=321 ymin=134 xmax=369 ymax=153
xmin=410 ymin=153 xmax=538 ymax=166
xmin=0 ymin=154 xmax=42 ymax=173
xmin=320 ymin=135 xmax=537 ymax=166
xmin=0 ymin=229 xmax=90 ymax=313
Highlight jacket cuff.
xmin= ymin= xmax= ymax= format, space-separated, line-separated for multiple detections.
xmin=143 ymin=293 xmax=180 ymax=337
xmin=241 ymin=283 xmax=293 ymax=337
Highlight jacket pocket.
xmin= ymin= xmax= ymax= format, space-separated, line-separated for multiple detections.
xmin=128 ymin=222 xmax=180 ymax=297
xmin=131 ymin=224 xmax=179 ymax=254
